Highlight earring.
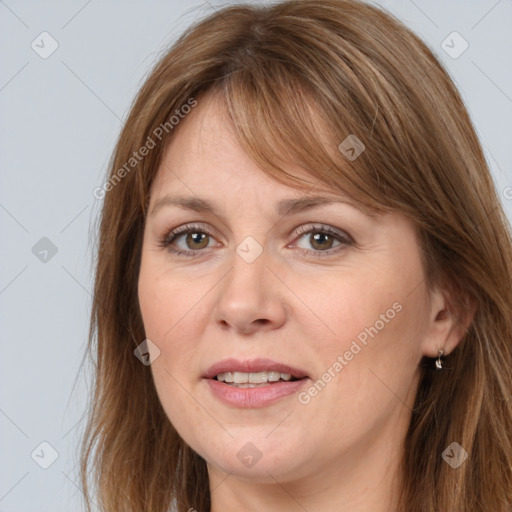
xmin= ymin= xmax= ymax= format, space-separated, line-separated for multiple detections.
xmin=435 ymin=349 xmax=444 ymax=370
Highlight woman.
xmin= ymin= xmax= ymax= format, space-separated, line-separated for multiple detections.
xmin=80 ymin=1 xmax=512 ymax=511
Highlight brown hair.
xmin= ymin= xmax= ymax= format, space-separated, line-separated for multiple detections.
xmin=80 ymin=1 xmax=512 ymax=510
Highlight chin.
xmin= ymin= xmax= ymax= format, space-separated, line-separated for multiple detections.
xmin=208 ymin=455 xmax=302 ymax=484
xmin=199 ymin=435 xmax=311 ymax=483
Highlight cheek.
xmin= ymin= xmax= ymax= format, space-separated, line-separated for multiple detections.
xmin=296 ymin=269 xmax=407 ymax=356
xmin=138 ymin=255 xmax=201 ymax=342
xmin=137 ymin=266 xmax=202 ymax=394
xmin=300 ymin=264 xmax=426 ymax=400
xmin=297 ymin=299 xmax=423 ymax=447
xmin=137 ymin=264 xmax=205 ymax=435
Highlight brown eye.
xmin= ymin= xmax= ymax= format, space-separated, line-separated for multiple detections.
xmin=160 ymin=223 xmax=353 ymax=258
xmin=160 ymin=224 xmax=216 ymax=255
xmin=309 ymin=231 xmax=336 ymax=251
xmin=183 ymin=232 xmax=209 ymax=250
xmin=292 ymin=224 xmax=353 ymax=256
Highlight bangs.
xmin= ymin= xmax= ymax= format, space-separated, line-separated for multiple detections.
xmin=210 ymin=58 xmax=393 ymax=218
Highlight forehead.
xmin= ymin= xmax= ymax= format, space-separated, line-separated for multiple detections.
xmin=147 ymin=90 xmax=382 ymax=221
xmin=150 ymin=94 xmax=334 ymax=201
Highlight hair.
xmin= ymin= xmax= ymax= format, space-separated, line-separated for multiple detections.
xmin=79 ymin=0 xmax=512 ymax=511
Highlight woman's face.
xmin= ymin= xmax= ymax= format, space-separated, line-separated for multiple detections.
xmin=137 ymin=94 xmax=445 ymax=486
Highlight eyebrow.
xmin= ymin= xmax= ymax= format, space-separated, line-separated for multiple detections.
xmin=149 ymin=194 xmax=361 ymax=218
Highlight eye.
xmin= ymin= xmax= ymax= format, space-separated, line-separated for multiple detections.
xmin=159 ymin=223 xmax=354 ymax=257
xmin=290 ymin=223 xmax=353 ymax=256
xmin=159 ymin=223 xmax=217 ymax=256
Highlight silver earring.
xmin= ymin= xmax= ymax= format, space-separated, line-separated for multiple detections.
xmin=435 ymin=349 xmax=444 ymax=370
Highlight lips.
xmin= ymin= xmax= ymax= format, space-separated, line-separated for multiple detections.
xmin=202 ymin=358 xmax=310 ymax=408
xmin=203 ymin=357 xmax=309 ymax=380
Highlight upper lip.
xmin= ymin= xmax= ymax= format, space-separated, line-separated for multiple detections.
xmin=203 ymin=358 xmax=309 ymax=379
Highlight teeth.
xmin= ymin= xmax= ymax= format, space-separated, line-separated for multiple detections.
xmin=249 ymin=371 xmax=267 ymax=383
xmin=216 ymin=371 xmax=294 ymax=384
xmin=234 ymin=372 xmax=248 ymax=384
xmin=230 ymin=383 xmax=268 ymax=388
xmin=267 ymin=371 xmax=281 ymax=382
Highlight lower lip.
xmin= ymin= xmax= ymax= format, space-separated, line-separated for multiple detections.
xmin=205 ymin=378 xmax=309 ymax=408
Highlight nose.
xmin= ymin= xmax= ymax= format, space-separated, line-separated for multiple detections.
xmin=211 ymin=244 xmax=288 ymax=336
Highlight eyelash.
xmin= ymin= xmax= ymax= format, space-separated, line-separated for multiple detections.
xmin=158 ymin=223 xmax=354 ymax=258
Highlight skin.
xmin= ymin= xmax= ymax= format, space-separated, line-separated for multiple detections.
xmin=137 ymin=93 xmax=466 ymax=512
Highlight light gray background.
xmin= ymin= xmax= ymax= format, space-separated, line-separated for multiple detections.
xmin=0 ymin=0 xmax=511 ymax=510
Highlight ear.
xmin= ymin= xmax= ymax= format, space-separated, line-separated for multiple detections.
xmin=421 ymin=285 xmax=477 ymax=358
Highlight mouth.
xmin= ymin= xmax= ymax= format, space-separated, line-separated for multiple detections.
xmin=213 ymin=371 xmax=304 ymax=388
xmin=202 ymin=358 xmax=310 ymax=408
xmin=203 ymin=357 xmax=309 ymax=383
